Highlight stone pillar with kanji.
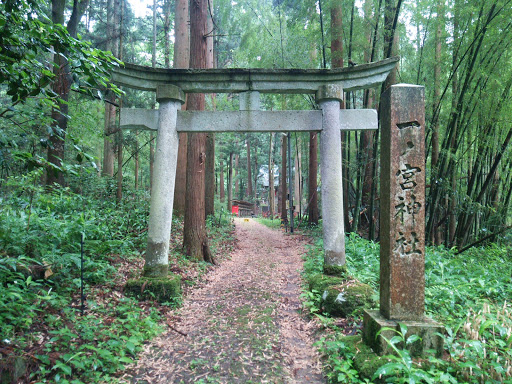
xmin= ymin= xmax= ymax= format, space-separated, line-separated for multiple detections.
xmin=363 ymin=84 xmax=443 ymax=357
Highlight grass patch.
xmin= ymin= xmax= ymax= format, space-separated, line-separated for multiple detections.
xmin=256 ymin=217 xmax=285 ymax=229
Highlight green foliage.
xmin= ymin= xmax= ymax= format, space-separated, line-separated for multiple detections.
xmin=207 ymin=213 xmax=236 ymax=245
xmin=0 ymin=0 xmax=121 ymax=105
xmin=316 ymin=336 xmax=365 ymax=383
xmin=301 ymin=226 xmax=512 ymax=383
xmin=316 ymin=334 xmax=389 ymax=384
xmin=256 ymin=217 xmax=284 ymax=229
xmin=373 ymin=324 xmax=458 ymax=384
xmin=438 ymin=302 xmax=512 ymax=383
xmin=33 ymin=297 xmax=162 ymax=383
xmin=0 ymin=180 xmax=160 ymax=382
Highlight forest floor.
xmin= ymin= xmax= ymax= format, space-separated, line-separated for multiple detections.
xmin=125 ymin=218 xmax=324 ymax=384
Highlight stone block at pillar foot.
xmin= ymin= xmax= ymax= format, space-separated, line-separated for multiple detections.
xmin=362 ymin=310 xmax=444 ymax=357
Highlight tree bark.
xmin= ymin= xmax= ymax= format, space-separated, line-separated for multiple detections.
xmin=152 ymin=0 xmax=157 ymax=68
xmin=204 ymin=5 xmax=215 ymax=217
xmin=330 ymin=1 xmax=349 ymax=232
xmin=219 ymin=160 xmax=225 ymax=202
xmin=115 ymin=0 xmax=123 ymax=204
xmin=246 ymin=136 xmax=253 ymax=198
xmin=294 ymin=134 xmax=301 ymax=216
xmin=47 ymin=0 xmax=89 ymax=186
xmin=183 ymin=0 xmax=214 ymax=263
xmin=205 ymin=132 xmax=215 ymax=217
xmin=360 ymin=0 xmax=375 ymax=230
xmin=448 ymin=0 xmax=460 ymax=245
xmin=102 ymin=0 xmax=115 ymax=177
xmin=269 ymin=134 xmax=275 ymax=218
xmin=280 ymin=134 xmax=287 ymax=222
xmin=163 ymin=0 xmax=172 ymax=68
xmin=134 ymin=131 xmax=139 ymax=189
xmin=234 ymin=153 xmax=240 ymax=198
xmin=227 ymin=152 xmax=233 ymax=212
xmin=173 ymin=0 xmax=190 ymax=215
xmin=383 ymin=0 xmax=401 ymax=90
xmin=147 ymin=133 xmax=154 ymax=191
xmin=308 ymin=132 xmax=319 ymax=225
xmin=432 ymin=0 xmax=443 ymax=244
xmin=253 ymin=145 xmax=258 ymax=202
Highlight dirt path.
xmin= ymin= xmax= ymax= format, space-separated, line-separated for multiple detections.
xmin=129 ymin=219 xmax=324 ymax=384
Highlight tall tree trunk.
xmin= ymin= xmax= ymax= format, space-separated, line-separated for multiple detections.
xmin=246 ymin=136 xmax=253 ymax=198
xmin=269 ymin=134 xmax=275 ymax=218
xmin=183 ymin=0 xmax=214 ymax=263
xmin=308 ymin=132 xmax=319 ymax=224
xmin=294 ymin=134 xmax=301 ymax=216
xmin=205 ymin=133 xmax=215 ymax=216
xmin=173 ymin=0 xmax=190 ymax=216
xmin=205 ymin=4 xmax=215 ymax=217
xmin=227 ymin=152 xmax=233 ymax=212
xmin=163 ymin=0 xmax=171 ymax=68
xmin=448 ymin=0 xmax=460 ymax=245
xmin=330 ymin=1 xmax=350 ymax=232
xmin=47 ymin=0 xmax=90 ymax=186
xmin=432 ymin=0 xmax=443 ymax=245
xmin=383 ymin=0 xmax=401 ymax=90
xmin=432 ymin=0 xmax=443 ymax=170
xmin=152 ymin=0 xmax=157 ymax=68
xmin=219 ymin=160 xmax=225 ymax=202
xmin=134 ymin=131 xmax=139 ymax=189
xmin=149 ymin=0 xmax=158 ymax=193
xmin=102 ymin=0 xmax=115 ymax=177
xmin=360 ymin=0 xmax=375 ymax=230
xmin=234 ymin=154 xmax=240 ymax=198
xmin=115 ymin=0 xmax=123 ymax=204
xmin=280 ymin=134 xmax=287 ymax=222
xmin=253 ymin=145 xmax=258 ymax=202
xmin=150 ymin=132 xmax=154 ymax=190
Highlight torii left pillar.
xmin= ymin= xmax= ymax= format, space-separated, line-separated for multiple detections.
xmin=144 ymin=84 xmax=185 ymax=277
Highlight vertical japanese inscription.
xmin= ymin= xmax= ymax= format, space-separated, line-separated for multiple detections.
xmin=380 ymin=85 xmax=426 ymax=321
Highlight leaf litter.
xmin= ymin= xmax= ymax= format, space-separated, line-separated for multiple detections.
xmin=125 ymin=218 xmax=324 ymax=383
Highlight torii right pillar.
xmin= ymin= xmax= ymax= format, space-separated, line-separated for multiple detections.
xmin=363 ymin=84 xmax=443 ymax=357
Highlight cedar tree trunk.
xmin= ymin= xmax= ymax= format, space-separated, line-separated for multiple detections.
xmin=308 ymin=132 xmax=319 ymax=224
xmin=173 ymin=0 xmax=190 ymax=215
xmin=183 ymin=0 xmax=214 ymax=263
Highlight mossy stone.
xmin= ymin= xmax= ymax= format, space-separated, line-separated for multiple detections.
xmin=323 ymin=264 xmax=347 ymax=276
xmin=308 ymin=273 xmax=344 ymax=293
xmin=322 ymin=281 xmax=375 ymax=317
xmin=1 ymin=356 xmax=27 ymax=384
xmin=337 ymin=335 xmax=389 ymax=382
xmin=125 ymin=273 xmax=181 ymax=303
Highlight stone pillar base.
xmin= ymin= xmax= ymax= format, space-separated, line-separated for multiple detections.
xmin=362 ymin=310 xmax=444 ymax=357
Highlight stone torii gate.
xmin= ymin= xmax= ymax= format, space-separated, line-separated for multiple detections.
xmin=114 ymin=58 xmax=398 ymax=276
xmin=114 ymin=57 xmax=442 ymax=355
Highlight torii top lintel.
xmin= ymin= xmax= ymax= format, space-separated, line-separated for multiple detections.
xmin=112 ymin=57 xmax=399 ymax=94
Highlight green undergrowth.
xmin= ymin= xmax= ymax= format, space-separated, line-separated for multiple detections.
xmin=301 ymin=227 xmax=512 ymax=383
xmin=256 ymin=217 xmax=284 ymax=229
xmin=0 ymin=176 xmax=236 ymax=383
xmin=164 ymin=214 xmax=236 ymax=289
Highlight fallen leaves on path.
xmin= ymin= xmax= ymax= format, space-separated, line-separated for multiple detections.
xmin=126 ymin=219 xmax=324 ymax=383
